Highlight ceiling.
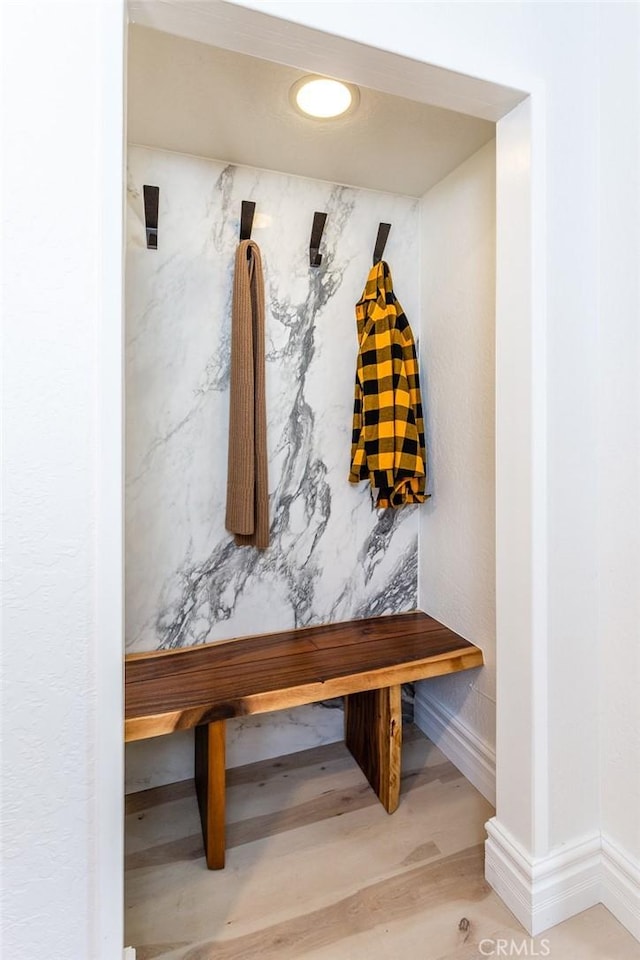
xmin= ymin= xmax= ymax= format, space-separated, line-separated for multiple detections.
xmin=127 ymin=25 xmax=495 ymax=198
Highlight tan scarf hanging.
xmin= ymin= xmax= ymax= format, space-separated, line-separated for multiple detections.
xmin=225 ymin=239 xmax=269 ymax=549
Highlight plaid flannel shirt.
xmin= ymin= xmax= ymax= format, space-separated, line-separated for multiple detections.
xmin=349 ymin=260 xmax=428 ymax=509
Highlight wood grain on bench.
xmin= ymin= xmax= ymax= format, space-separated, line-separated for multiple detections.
xmin=125 ymin=611 xmax=483 ymax=742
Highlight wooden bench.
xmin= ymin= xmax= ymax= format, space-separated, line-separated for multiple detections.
xmin=125 ymin=610 xmax=483 ymax=869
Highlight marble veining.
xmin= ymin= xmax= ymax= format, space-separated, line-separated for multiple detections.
xmin=126 ymin=146 xmax=421 ymax=652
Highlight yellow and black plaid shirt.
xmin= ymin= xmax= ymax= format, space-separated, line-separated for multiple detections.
xmin=349 ymin=261 xmax=428 ymax=509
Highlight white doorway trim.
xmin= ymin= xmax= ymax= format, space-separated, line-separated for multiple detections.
xmin=95 ymin=3 xmax=127 ymax=956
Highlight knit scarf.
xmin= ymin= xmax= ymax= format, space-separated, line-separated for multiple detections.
xmin=225 ymin=239 xmax=269 ymax=549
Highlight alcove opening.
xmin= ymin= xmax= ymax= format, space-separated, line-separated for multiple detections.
xmin=124 ymin=16 xmax=500 ymax=944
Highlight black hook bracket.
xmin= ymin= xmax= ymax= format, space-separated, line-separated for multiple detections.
xmin=143 ymin=185 xmax=159 ymax=250
xmin=240 ymin=200 xmax=256 ymax=241
xmin=309 ymin=211 xmax=327 ymax=267
xmin=373 ymin=222 xmax=391 ymax=265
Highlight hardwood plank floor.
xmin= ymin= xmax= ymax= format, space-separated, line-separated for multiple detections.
xmin=125 ymin=726 xmax=640 ymax=960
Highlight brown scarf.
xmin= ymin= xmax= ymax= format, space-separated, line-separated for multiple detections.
xmin=225 ymin=240 xmax=269 ymax=549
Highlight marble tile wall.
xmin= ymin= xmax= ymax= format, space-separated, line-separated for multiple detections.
xmin=125 ymin=145 xmax=421 ymax=654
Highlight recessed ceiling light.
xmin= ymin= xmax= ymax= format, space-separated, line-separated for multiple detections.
xmin=291 ymin=76 xmax=359 ymax=119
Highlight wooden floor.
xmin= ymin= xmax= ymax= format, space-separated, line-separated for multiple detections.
xmin=125 ymin=726 xmax=640 ymax=960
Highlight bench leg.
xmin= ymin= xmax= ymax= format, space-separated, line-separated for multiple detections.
xmin=194 ymin=720 xmax=226 ymax=869
xmin=344 ymin=685 xmax=402 ymax=814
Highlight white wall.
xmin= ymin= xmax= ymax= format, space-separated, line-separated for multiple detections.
xmin=597 ymin=4 xmax=640 ymax=938
xmin=414 ymin=141 xmax=496 ymax=803
xmin=1 ymin=1 xmax=125 ymax=958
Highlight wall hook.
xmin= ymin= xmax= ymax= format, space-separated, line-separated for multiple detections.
xmin=240 ymin=200 xmax=256 ymax=241
xmin=309 ymin=211 xmax=327 ymax=267
xmin=143 ymin=185 xmax=159 ymax=250
xmin=373 ymin=222 xmax=391 ymax=265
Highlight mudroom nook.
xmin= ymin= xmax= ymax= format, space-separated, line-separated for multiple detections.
xmin=123 ymin=14 xmax=499 ymax=955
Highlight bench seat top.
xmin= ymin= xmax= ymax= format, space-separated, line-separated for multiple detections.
xmin=125 ymin=610 xmax=483 ymax=741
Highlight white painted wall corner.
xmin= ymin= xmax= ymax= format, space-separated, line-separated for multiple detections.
xmin=485 ymin=819 xmax=602 ymax=936
xmin=486 ymin=821 xmax=640 ymax=939
xmin=416 ymin=696 xmax=640 ymax=942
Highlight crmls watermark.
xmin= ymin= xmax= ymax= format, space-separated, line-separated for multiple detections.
xmin=478 ymin=939 xmax=552 ymax=957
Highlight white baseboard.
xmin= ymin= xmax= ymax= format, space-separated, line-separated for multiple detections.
xmin=413 ymin=688 xmax=496 ymax=804
xmin=485 ymin=818 xmax=602 ymax=935
xmin=602 ymin=835 xmax=640 ymax=942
